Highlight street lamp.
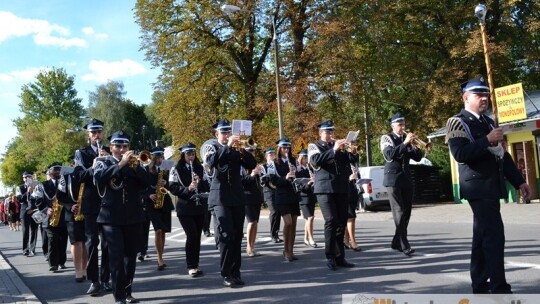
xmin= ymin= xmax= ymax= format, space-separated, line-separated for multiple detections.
xmin=221 ymin=4 xmax=285 ymax=138
xmin=475 ymin=3 xmax=498 ymax=126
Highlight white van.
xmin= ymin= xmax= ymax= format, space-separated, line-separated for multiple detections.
xmin=359 ymin=166 xmax=390 ymax=210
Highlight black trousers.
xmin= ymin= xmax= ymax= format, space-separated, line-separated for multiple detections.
xmin=85 ymin=213 xmax=110 ymax=284
xmin=203 ymin=210 xmax=212 ymax=233
xmin=44 ymin=226 xmax=68 ymax=267
xmin=387 ymin=185 xmax=413 ymax=250
xmin=102 ymin=223 xmax=143 ymax=301
xmin=266 ymin=200 xmax=281 ymax=239
xmin=178 ymin=214 xmax=204 ymax=269
xmin=21 ymin=212 xmax=38 ymax=253
xmin=468 ymin=198 xmax=511 ymax=294
xmin=40 ymin=224 xmax=48 ymax=256
xmin=316 ymin=193 xmax=349 ymax=260
xmin=213 ymin=205 xmax=245 ymax=278
xmin=139 ymin=213 xmax=150 ymax=256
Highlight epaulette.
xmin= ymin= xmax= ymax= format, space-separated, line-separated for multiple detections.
xmin=445 ymin=117 xmax=468 ymax=144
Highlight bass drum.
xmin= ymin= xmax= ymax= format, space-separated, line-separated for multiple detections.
xmin=200 ymin=138 xmax=219 ymax=179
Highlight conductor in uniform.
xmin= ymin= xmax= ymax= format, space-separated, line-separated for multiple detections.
xmin=94 ymin=131 xmax=150 ymax=304
xmin=73 ymin=118 xmax=112 ymax=295
xmin=205 ymin=119 xmax=257 ymax=287
xmin=445 ymin=77 xmax=531 ymax=294
xmin=380 ymin=113 xmax=423 ymax=256
xmin=308 ymin=120 xmax=357 ymax=270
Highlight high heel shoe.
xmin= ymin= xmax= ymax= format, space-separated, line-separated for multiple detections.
xmin=344 ymin=243 xmax=352 ymax=249
xmin=282 ymin=251 xmax=293 ymax=262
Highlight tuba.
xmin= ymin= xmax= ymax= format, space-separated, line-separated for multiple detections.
xmin=153 ymin=170 xmax=168 ymax=209
xmin=49 ymin=195 xmax=63 ymax=227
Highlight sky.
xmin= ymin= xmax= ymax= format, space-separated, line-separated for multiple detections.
xmin=0 ymin=0 xmax=160 ymax=158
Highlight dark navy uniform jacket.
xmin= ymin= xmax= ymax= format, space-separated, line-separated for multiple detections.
xmin=241 ymin=168 xmax=263 ymax=206
xmin=381 ymin=132 xmax=423 ymax=187
xmin=207 ymin=144 xmax=257 ymax=207
xmin=270 ymin=158 xmax=298 ymax=205
xmin=56 ymin=168 xmax=85 ymax=222
xmin=260 ymin=163 xmax=276 ymax=203
xmin=74 ymin=145 xmax=111 ymax=216
xmin=446 ymin=109 xmax=524 ymax=200
xmin=35 ymin=179 xmax=66 ymax=228
xmin=295 ymin=166 xmax=316 ymax=206
xmin=16 ymin=184 xmax=33 ymax=214
xmin=169 ymin=162 xmax=209 ymax=216
xmin=310 ymin=140 xmax=359 ymax=194
xmin=93 ymin=157 xmax=150 ymax=225
xmin=142 ymin=166 xmax=174 ymax=213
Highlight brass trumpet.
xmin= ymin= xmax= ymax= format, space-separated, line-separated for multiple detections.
xmin=404 ymin=131 xmax=432 ymax=152
xmin=129 ymin=150 xmax=152 ymax=169
xmin=235 ymin=137 xmax=257 ymax=150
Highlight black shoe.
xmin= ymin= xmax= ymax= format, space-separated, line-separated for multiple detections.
xmin=391 ymin=245 xmax=403 ymax=252
xmin=233 ymin=276 xmax=245 ymax=286
xmin=126 ymin=295 xmax=139 ymax=303
xmin=204 ymin=230 xmax=212 ymax=237
xmin=326 ymin=259 xmax=337 ymax=271
xmin=102 ymin=282 xmax=113 ymax=292
xmin=59 ymin=264 xmax=67 ymax=269
xmin=86 ymin=282 xmax=101 ymax=296
xmin=49 ymin=266 xmax=58 ymax=272
xmin=272 ymin=237 xmax=283 ymax=243
xmin=336 ymin=259 xmax=355 ymax=268
xmin=23 ymin=251 xmax=29 ymax=256
xmin=351 ymin=246 xmax=362 ymax=252
xmin=75 ymin=276 xmax=86 ymax=283
xmin=137 ymin=255 xmax=145 ymax=262
xmin=403 ymin=248 xmax=415 ymax=256
xmin=114 ymin=301 xmax=126 ymax=304
xmin=223 ymin=276 xmax=237 ymax=287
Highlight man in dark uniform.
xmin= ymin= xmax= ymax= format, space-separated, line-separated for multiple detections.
xmin=445 ymin=76 xmax=531 ymax=294
xmin=308 ymin=120 xmax=357 ymax=270
xmin=17 ymin=172 xmax=38 ymax=257
xmin=94 ymin=131 xmax=150 ymax=304
xmin=205 ymin=119 xmax=257 ymax=287
xmin=73 ymin=118 xmax=112 ymax=295
xmin=34 ymin=163 xmax=69 ymax=272
xmin=260 ymin=148 xmax=282 ymax=243
xmin=380 ymin=112 xmax=423 ymax=256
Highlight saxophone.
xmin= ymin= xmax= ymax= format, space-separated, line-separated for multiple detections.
xmin=74 ymin=183 xmax=85 ymax=221
xmin=153 ymin=170 xmax=168 ymax=209
xmin=49 ymin=195 xmax=63 ymax=227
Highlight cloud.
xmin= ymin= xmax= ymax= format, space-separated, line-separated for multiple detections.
xmin=0 ymin=11 xmax=87 ymax=48
xmin=0 ymin=67 xmax=46 ymax=82
xmin=82 ymin=26 xmax=108 ymax=41
xmin=82 ymin=59 xmax=147 ymax=82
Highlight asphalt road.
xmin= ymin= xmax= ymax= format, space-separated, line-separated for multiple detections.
xmin=1 ymin=202 xmax=539 ymax=303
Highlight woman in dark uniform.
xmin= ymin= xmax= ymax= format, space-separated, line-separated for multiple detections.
xmin=241 ymin=147 xmax=264 ymax=257
xmin=295 ymin=150 xmax=317 ymax=248
xmin=57 ymin=164 xmax=88 ymax=282
xmin=144 ymin=147 xmax=175 ymax=270
xmin=169 ymin=143 xmax=209 ymax=277
xmin=344 ymin=163 xmax=362 ymax=251
xmin=269 ymin=138 xmax=300 ymax=262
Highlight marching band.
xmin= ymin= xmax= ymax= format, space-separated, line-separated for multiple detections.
xmin=12 ymin=116 xmax=427 ymax=303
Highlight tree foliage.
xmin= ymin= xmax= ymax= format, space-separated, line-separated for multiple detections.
xmin=14 ymin=67 xmax=85 ymax=132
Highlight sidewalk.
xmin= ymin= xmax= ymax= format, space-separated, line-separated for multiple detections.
xmin=0 ymin=249 xmax=40 ymax=304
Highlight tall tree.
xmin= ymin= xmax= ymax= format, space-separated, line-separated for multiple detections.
xmin=14 ymin=67 xmax=85 ymax=132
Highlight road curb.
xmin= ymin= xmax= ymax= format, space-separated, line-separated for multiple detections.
xmin=0 ymin=250 xmax=40 ymax=304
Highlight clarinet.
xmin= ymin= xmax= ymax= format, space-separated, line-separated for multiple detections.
xmin=190 ymin=160 xmax=201 ymax=206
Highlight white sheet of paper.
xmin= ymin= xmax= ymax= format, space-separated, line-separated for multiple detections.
xmin=232 ymin=120 xmax=252 ymax=136
xmin=345 ymin=130 xmax=359 ymax=143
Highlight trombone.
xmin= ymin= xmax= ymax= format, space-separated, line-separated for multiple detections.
xmin=404 ymin=131 xmax=432 ymax=152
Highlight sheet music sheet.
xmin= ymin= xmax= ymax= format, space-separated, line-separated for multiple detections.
xmin=232 ymin=120 xmax=252 ymax=136
xmin=345 ymin=130 xmax=360 ymax=143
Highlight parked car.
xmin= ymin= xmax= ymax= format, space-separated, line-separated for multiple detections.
xmin=359 ymin=166 xmax=390 ymax=210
